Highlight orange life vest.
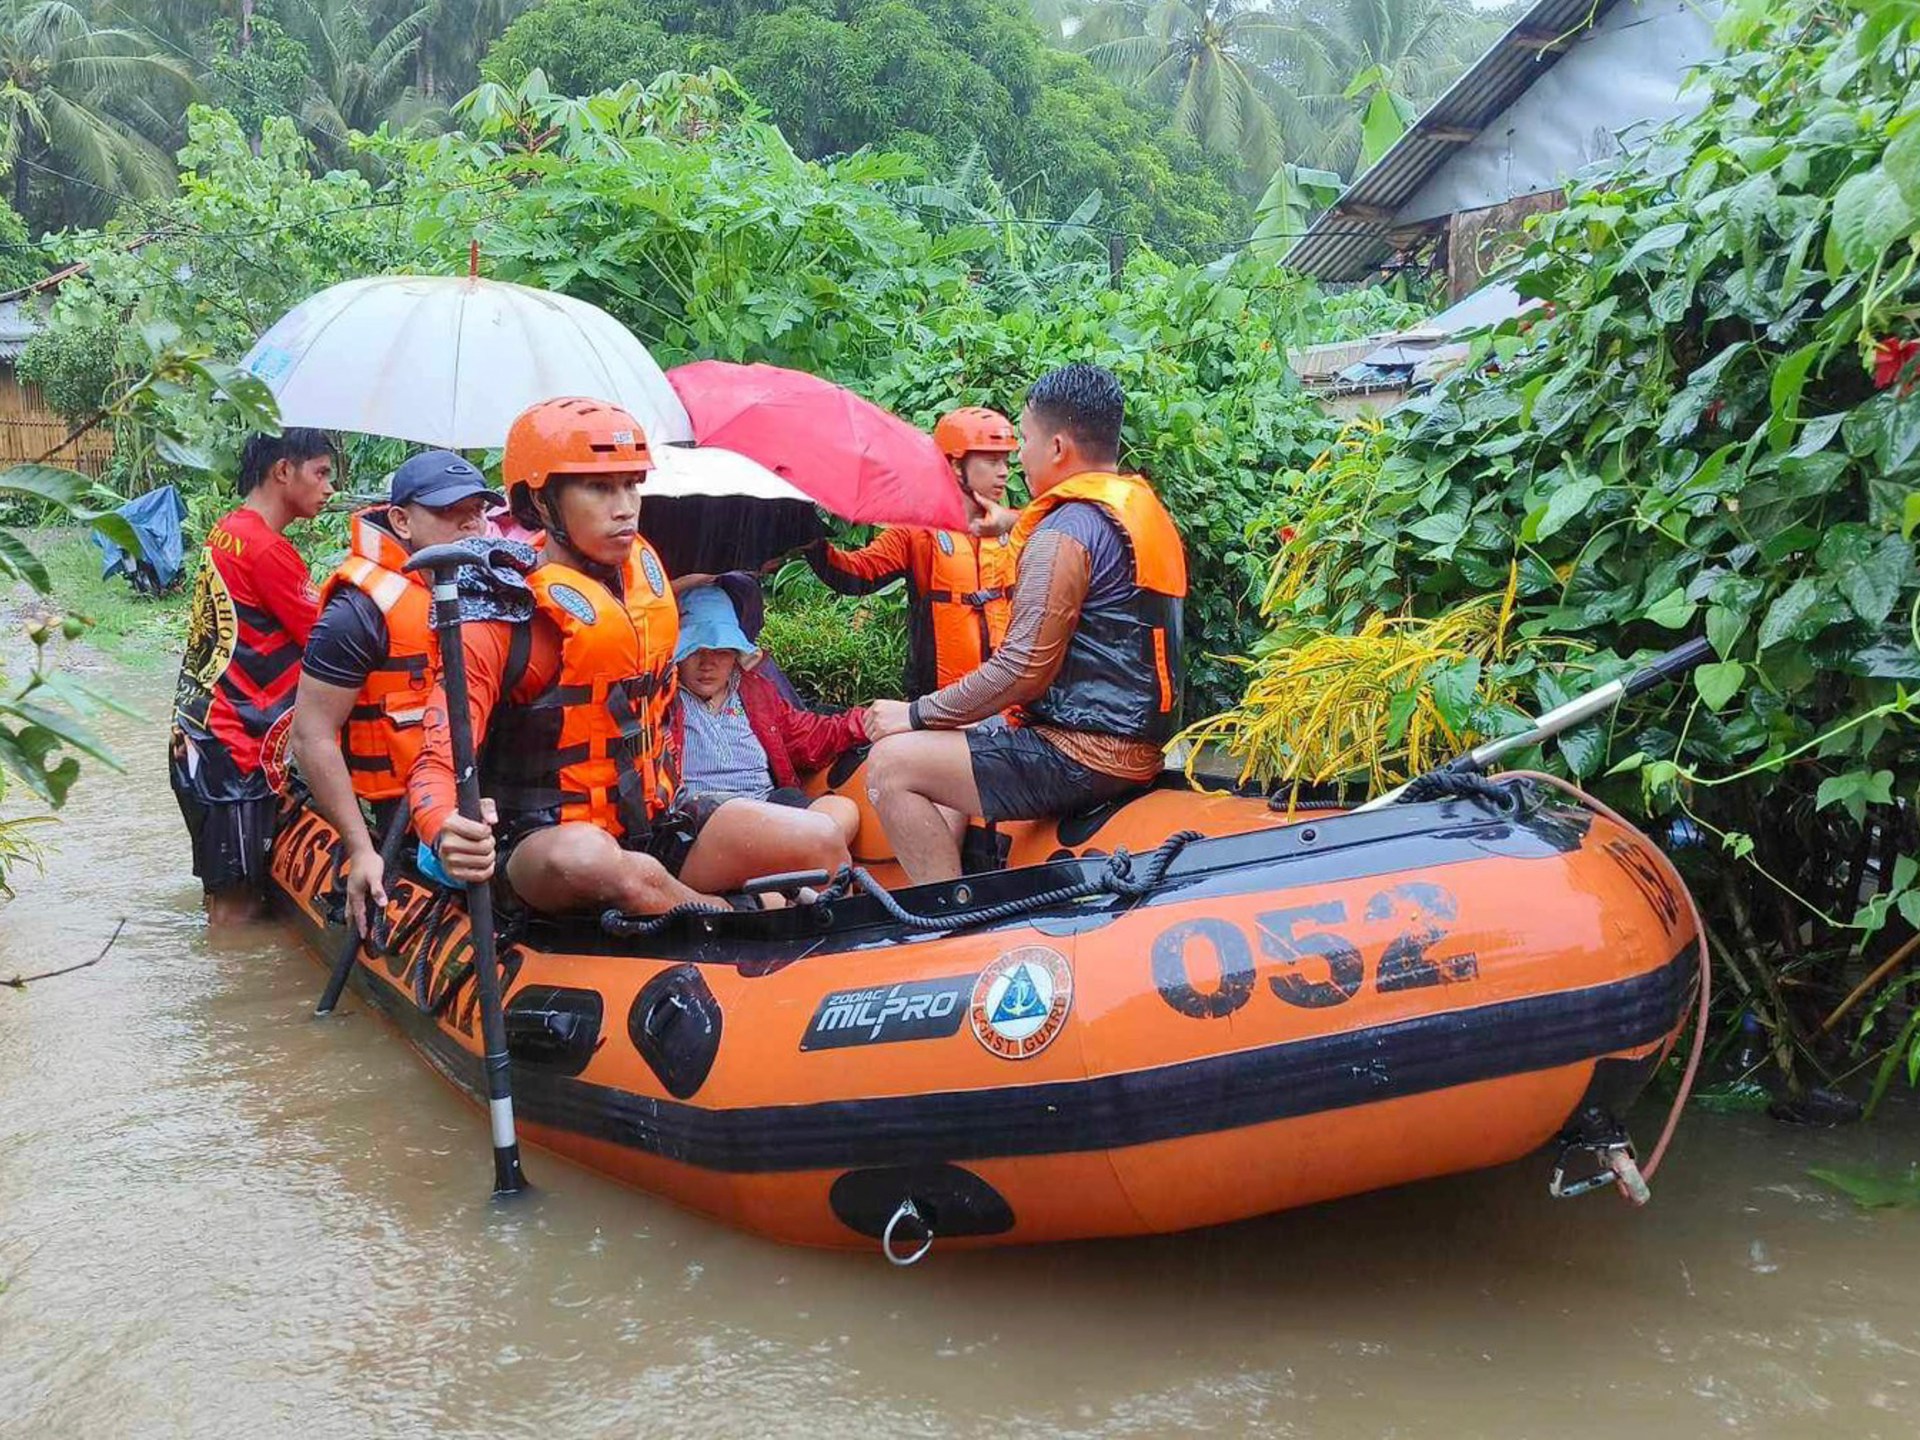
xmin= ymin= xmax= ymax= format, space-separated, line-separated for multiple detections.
xmin=316 ymin=510 xmax=437 ymax=803
xmin=481 ymin=539 xmax=680 ymax=843
xmin=1010 ymin=472 xmax=1188 ymax=744
xmin=815 ymin=527 xmax=1016 ymax=696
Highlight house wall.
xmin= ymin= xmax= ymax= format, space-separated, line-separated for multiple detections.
xmin=1397 ymin=0 xmax=1721 ymax=226
xmin=0 ymin=369 xmax=114 ymax=477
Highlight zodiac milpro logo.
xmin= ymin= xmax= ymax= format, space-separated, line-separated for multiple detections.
xmin=800 ymin=974 xmax=971 ymax=1050
xmin=970 ymin=945 xmax=1073 ymax=1060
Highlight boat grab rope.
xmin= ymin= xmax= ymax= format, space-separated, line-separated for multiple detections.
xmin=598 ymin=830 xmax=1206 ymax=940
xmin=1501 ymin=770 xmax=1712 ymax=1193
xmin=848 ymin=829 xmax=1205 ymax=933
xmin=1393 ymin=768 xmax=1525 ymax=813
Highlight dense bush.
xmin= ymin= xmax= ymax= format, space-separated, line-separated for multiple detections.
xmin=1226 ymin=0 xmax=1920 ymax=1092
xmin=757 ymin=568 xmax=910 ymax=710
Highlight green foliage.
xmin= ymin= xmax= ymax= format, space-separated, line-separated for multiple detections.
xmin=1246 ymin=0 xmax=1920 ymax=1088
xmin=207 ymin=14 xmax=313 ymax=139
xmin=0 ymin=0 xmax=197 ymax=233
xmin=758 ymin=566 xmax=909 ymax=710
xmin=29 ymin=107 xmax=399 ymax=499
xmin=0 ymin=195 xmax=43 ymax=290
xmin=484 ymin=0 xmax=689 ymax=97
xmin=1809 ymin=1164 xmax=1920 ymax=1209
xmin=479 ymin=0 xmax=1249 ymax=251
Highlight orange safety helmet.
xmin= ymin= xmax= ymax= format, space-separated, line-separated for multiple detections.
xmin=933 ymin=406 xmax=1017 ymax=460
xmin=502 ymin=397 xmax=652 ymax=498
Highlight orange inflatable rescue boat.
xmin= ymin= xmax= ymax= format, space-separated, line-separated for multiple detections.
xmin=270 ymin=749 xmax=1703 ymax=1255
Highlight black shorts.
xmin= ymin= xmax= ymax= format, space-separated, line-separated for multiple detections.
xmin=496 ymin=795 xmax=727 ymax=903
xmin=173 ymin=786 xmax=279 ymax=894
xmin=965 ymin=718 xmax=1143 ymax=823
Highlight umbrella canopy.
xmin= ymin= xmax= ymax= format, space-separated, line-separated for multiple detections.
xmin=242 ymin=275 xmax=694 ymax=449
xmin=667 ymin=361 xmax=967 ymax=530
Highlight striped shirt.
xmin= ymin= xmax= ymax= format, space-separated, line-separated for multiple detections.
xmin=678 ymin=680 xmax=773 ymax=800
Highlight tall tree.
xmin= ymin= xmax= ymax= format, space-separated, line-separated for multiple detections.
xmin=1262 ymin=0 xmax=1478 ymax=174
xmin=1074 ymin=0 xmax=1289 ymax=175
xmin=280 ymin=0 xmax=434 ymax=159
xmin=0 ymin=0 xmax=195 ymax=227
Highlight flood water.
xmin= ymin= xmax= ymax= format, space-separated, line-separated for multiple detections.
xmin=4 ymin=658 xmax=1919 ymax=1439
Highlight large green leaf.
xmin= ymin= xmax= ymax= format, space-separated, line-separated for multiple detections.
xmin=1531 ymin=473 xmax=1604 ymax=542
xmin=1830 ymin=165 xmax=1918 ymax=270
xmin=0 ymin=528 xmax=50 ymax=593
xmin=1756 ymin=577 xmax=1842 ymax=649
xmin=1696 ymin=660 xmax=1745 ymax=711
xmin=1817 ymin=527 xmax=1914 ymax=624
xmin=0 ymin=464 xmax=92 ymax=510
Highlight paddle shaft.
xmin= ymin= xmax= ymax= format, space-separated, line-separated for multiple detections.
xmin=426 ymin=568 xmax=527 ymax=1196
xmin=1356 ymin=638 xmax=1714 ymax=812
xmin=315 ymin=800 xmax=413 ymax=1015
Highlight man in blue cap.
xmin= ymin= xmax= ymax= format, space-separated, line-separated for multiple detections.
xmin=291 ymin=450 xmax=498 ymax=936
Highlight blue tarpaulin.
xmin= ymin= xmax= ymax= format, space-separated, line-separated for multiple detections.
xmin=93 ymin=484 xmax=188 ymax=592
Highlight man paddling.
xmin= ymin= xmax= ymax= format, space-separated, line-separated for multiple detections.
xmin=171 ymin=429 xmax=337 ymax=925
xmin=413 ymin=398 xmax=850 ymax=915
xmin=861 ymin=365 xmax=1188 ymax=883
xmin=290 ymin=451 xmax=495 ymax=936
xmin=804 ymin=406 xmax=1021 ymax=697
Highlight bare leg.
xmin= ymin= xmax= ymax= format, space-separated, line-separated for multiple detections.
xmin=808 ymin=794 xmax=862 ymax=848
xmin=677 ymin=798 xmax=850 ymax=894
xmin=866 ymin=732 xmax=983 ymax=884
xmin=506 ymin=822 xmax=721 ymax=915
xmin=205 ymin=887 xmax=268 ymax=928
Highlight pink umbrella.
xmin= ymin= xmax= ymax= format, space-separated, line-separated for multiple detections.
xmin=666 ymin=361 xmax=969 ymax=529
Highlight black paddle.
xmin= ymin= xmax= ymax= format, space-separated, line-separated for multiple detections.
xmin=315 ymin=800 xmax=413 ymax=1015
xmin=1358 ymin=637 xmax=1714 ymax=811
xmin=405 ymin=539 xmax=536 ymax=1197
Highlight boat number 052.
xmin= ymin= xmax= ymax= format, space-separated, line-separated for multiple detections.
xmin=1151 ymin=881 xmax=1480 ymax=1019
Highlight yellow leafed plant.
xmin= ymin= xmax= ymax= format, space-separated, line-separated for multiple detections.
xmin=1178 ymin=420 xmax=1565 ymax=797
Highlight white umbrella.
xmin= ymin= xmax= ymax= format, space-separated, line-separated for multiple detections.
xmin=645 ymin=444 xmax=811 ymax=503
xmin=241 ymin=274 xmax=694 ymax=449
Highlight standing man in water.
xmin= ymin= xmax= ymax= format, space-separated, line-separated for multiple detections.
xmin=171 ymin=429 xmax=337 ymax=925
xmin=861 ymin=365 xmax=1188 ymax=883
xmin=290 ymin=451 xmax=495 ymax=936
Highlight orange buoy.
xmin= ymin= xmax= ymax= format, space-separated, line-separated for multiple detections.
xmin=271 ymin=770 xmax=1699 ymax=1251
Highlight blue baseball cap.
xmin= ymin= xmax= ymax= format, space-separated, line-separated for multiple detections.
xmin=388 ymin=450 xmax=502 ymax=509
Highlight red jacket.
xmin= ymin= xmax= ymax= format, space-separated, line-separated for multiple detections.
xmin=670 ymin=667 xmax=867 ymax=792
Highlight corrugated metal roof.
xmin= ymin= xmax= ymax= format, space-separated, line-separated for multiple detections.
xmin=1283 ymin=0 xmax=1626 ymax=281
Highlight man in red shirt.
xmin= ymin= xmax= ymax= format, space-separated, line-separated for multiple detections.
xmin=171 ymin=428 xmax=336 ymax=924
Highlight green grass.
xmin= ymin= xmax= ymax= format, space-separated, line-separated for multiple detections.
xmin=33 ymin=532 xmax=186 ymax=667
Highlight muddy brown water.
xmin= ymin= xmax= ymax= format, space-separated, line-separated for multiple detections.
xmin=3 ymin=661 xmax=1919 ymax=1439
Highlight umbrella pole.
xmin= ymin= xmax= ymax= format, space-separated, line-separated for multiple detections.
xmin=416 ymin=554 xmax=527 ymax=1197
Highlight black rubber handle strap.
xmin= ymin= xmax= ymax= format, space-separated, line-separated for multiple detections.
xmin=1622 ymin=637 xmax=1714 ymax=699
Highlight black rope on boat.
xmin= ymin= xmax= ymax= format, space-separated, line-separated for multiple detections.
xmin=596 ymin=831 xmax=1206 ymax=940
xmin=599 ymin=899 xmax=733 ymax=939
xmin=851 ymin=829 xmax=1206 ymax=934
xmin=1396 ymin=768 xmax=1526 ymax=813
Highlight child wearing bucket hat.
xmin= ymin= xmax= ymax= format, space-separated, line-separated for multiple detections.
xmin=671 ymin=581 xmax=867 ymax=846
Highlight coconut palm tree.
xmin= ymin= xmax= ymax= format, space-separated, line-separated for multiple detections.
xmin=0 ymin=0 xmax=195 ymax=226
xmin=1075 ymin=0 xmax=1291 ymax=175
xmin=1264 ymin=0 xmax=1484 ymax=174
xmin=279 ymin=0 xmax=434 ymax=161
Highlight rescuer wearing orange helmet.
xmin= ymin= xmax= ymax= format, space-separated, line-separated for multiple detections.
xmin=410 ymin=398 xmax=851 ymax=915
xmin=804 ymin=406 xmax=1021 ymax=697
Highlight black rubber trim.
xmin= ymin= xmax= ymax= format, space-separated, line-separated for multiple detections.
xmin=288 ymin=885 xmax=1690 ymax=1177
